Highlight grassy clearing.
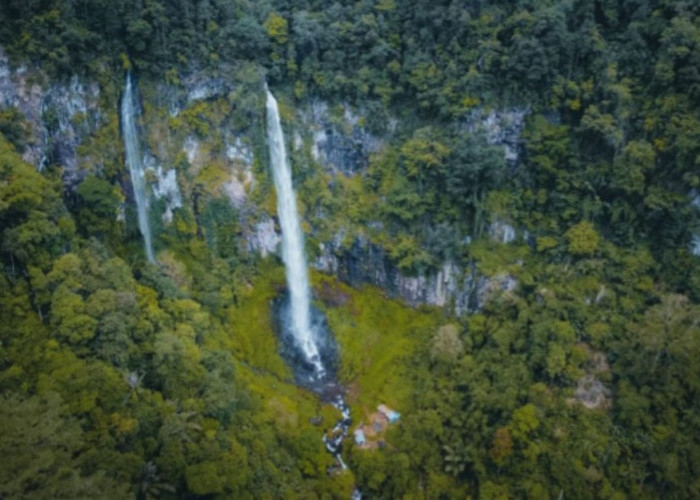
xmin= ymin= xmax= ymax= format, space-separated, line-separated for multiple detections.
xmin=311 ymin=272 xmax=441 ymax=415
xmin=222 ymin=261 xmax=291 ymax=379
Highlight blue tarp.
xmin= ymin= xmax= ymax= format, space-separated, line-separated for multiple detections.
xmin=387 ymin=411 xmax=401 ymax=423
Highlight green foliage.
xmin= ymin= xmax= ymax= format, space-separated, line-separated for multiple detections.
xmin=0 ymin=391 xmax=131 ymax=498
xmin=314 ymin=272 xmax=441 ymax=411
xmin=2 ymin=1 xmax=700 ymax=498
xmin=76 ymin=176 xmax=122 ymax=240
xmin=264 ymin=13 xmax=288 ymax=45
xmin=0 ymin=136 xmax=73 ymax=270
xmin=0 ymin=107 xmax=30 ymax=151
xmin=565 ymin=221 xmax=601 ymax=256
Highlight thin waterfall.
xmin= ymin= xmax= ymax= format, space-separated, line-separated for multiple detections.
xmin=265 ymin=87 xmax=325 ymax=378
xmin=121 ymin=73 xmax=155 ymax=263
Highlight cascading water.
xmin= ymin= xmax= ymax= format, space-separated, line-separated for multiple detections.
xmin=265 ymin=88 xmax=358 ymax=496
xmin=121 ymin=73 xmax=155 ymax=263
xmin=265 ymin=88 xmax=324 ymax=378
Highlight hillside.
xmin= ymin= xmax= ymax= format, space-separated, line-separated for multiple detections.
xmin=1 ymin=1 xmax=700 ymax=498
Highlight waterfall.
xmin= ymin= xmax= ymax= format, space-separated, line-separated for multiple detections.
xmin=121 ymin=73 xmax=155 ymax=263
xmin=265 ymin=88 xmax=325 ymax=378
xmin=266 ymin=88 xmax=359 ymax=497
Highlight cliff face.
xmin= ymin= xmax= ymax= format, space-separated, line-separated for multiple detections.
xmin=314 ymin=235 xmax=518 ymax=315
xmin=0 ymin=51 xmax=526 ymax=314
xmin=0 ymin=49 xmax=101 ymax=186
xmin=305 ymin=103 xmax=526 ymax=314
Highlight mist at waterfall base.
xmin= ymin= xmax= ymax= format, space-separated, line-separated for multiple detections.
xmin=272 ymin=296 xmax=353 ymax=472
xmin=272 ymin=296 xmax=340 ymax=393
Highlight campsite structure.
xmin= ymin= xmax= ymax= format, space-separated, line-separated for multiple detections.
xmin=354 ymin=404 xmax=401 ymax=449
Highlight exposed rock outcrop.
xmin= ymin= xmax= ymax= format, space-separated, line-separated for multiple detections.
xmin=299 ymin=101 xmax=385 ymax=176
xmin=0 ymin=48 xmax=101 ymax=186
xmin=313 ymin=235 xmax=517 ymax=315
xmin=247 ymin=218 xmax=281 ymax=258
xmin=573 ymin=345 xmax=612 ymax=410
xmin=464 ymin=107 xmax=528 ymax=166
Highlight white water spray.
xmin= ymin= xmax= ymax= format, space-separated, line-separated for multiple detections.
xmin=265 ymin=88 xmax=324 ymax=378
xmin=121 ymin=73 xmax=155 ymax=263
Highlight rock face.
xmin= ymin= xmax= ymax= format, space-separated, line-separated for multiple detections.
xmin=0 ymin=48 xmax=101 ymax=185
xmin=223 ymin=136 xmax=255 ymax=209
xmin=573 ymin=346 xmax=612 ymax=410
xmin=298 ymin=103 xmax=527 ymax=313
xmin=149 ymin=160 xmax=182 ymax=223
xmin=247 ymin=218 xmax=281 ymax=258
xmin=165 ymin=71 xmax=235 ymax=117
xmin=1 ymin=50 xmax=525 ymax=315
xmin=464 ymin=107 xmax=528 ymax=166
xmin=488 ymin=218 xmax=518 ymax=244
xmin=300 ymin=101 xmax=385 ymax=176
xmin=313 ymin=235 xmax=517 ymax=315
xmin=296 ymin=102 xmax=527 ymax=314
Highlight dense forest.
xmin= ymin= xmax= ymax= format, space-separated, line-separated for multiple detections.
xmin=1 ymin=0 xmax=700 ymax=498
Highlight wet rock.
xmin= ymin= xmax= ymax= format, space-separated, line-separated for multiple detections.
xmin=149 ymin=162 xmax=182 ymax=223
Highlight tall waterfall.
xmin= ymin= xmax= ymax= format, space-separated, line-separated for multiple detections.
xmin=265 ymin=88 xmax=325 ymax=378
xmin=121 ymin=73 xmax=155 ymax=263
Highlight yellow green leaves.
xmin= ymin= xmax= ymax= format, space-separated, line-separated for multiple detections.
xmin=50 ymin=289 xmax=97 ymax=344
xmin=536 ymin=236 xmax=558 ymax=252
xmin=565 ymin=220 xmax=600 ymax=256
xmin=430 ymin=324 xmax=464 ymax=363
xmin=264 ymin=13 xmax=289 ymax=45
xmin=580 ymin=105 xmax=623 ymax=149
xmin=399 ymin=134 xmax=450 ymax=180
xmin=612 ymin=140 xmax=655 ymax=195
xmin=508 ymin=403 xmax=539 ymax=441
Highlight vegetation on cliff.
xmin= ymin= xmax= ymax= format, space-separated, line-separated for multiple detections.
xmin=1 ymin=0 xmax=700 ymax=498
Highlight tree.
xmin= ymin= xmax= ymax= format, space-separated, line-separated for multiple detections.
xmin=264 ymin=12 xmax=288 ymax=45
xmin=0 ymin=391 xmax=130 ymax=498
xmin=0 ymin=136 xmax=73 ymax=270
xmin=76 ymin=176 xmax=122 ymax=239
xmin=565 ymin=220 xmax=600 ymax=256
xmin=431 ymin=324 xmax=464 ymax=363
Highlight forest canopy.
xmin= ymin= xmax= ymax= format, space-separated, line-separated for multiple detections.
xmin=1 ymin=0 xmax=700 ymax=498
